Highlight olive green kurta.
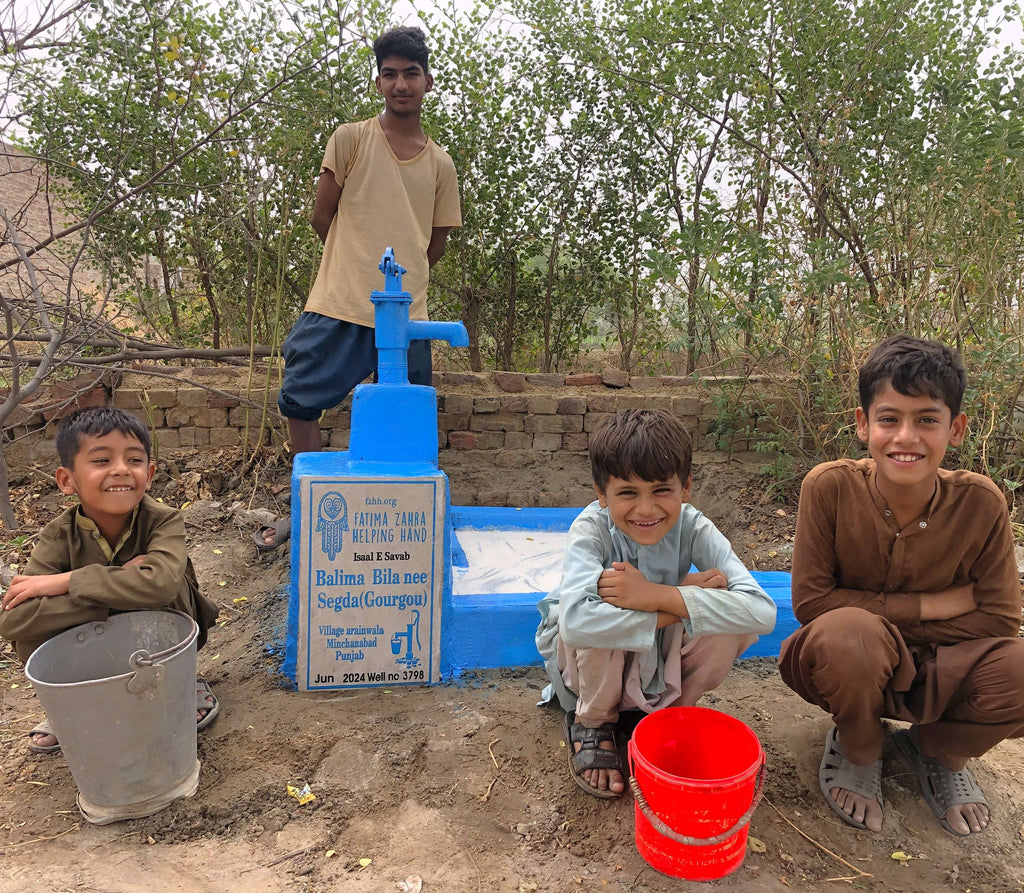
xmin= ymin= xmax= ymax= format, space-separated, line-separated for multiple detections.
xmin=1 ymin=496 xmax=218 ymax=662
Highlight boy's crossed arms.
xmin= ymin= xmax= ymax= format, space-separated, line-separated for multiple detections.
xmin=4 ymin=554 xmax=151 ymax=611
xmin=597 ymin=563 xmax=728 ymax=627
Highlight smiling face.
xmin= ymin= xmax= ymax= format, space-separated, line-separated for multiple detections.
xmin=375 ymin=54 xmax=433 ymax=118
xmin=56 ymin=430 xmax=154 ymax=528
xmin=596 ymin=473 xmax=692 ymax=546
xmin=855 ymin=382 xmax=966 ymax=507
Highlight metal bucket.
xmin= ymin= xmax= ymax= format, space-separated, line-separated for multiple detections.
xmin=25 ymin=610 xmax=201 ymax=825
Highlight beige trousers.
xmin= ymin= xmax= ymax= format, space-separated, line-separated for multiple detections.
xmin=558 ymin=623 xmax=757 ymax=726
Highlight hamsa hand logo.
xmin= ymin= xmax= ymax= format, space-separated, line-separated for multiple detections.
xmin=316 ymin=491 xmax=348 ymax=561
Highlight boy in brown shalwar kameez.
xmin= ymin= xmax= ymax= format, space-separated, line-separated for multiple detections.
xmin=779 ymin=335 xmax=1024 ymax=837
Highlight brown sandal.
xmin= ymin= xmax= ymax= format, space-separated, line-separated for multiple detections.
xmin=563 ymin=712 xmax=624 ymax=800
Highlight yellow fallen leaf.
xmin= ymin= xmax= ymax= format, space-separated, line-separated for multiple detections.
xmin=748 ymin=836 xmax=767 ymax=853
xmin=217 ymin=581 xmax=227 ymax=587
xmin=891 ymin=851 xmax=912 ymax=864
xmin=286 ymin=783 xmax=316 ymax=805
xmin=233 ymin=597 xmax=248 ymax=605
xmin=10 ymin=683 xmax=18 ymax=689
xmin=325 ymin=849 xmax=336 ymax=858
xmin=210 ymin=654 xmax=220 ymax=661
xmin=358 ymin=857 xmax=372 ymax=868
xmin=213 ymin=549 xmax=223 ymax=555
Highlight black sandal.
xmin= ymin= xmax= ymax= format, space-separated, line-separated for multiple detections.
xmin=563 ymin=711 xmax=625 ymax=800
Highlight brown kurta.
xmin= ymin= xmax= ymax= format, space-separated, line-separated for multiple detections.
xmin=0 ymin=496 xmax=219 ymax=662
xmin=779 ymin=458 xmax=1024 ymax=766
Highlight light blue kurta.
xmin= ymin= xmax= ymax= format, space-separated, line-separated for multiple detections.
xmin=536 ymin=501 xmax=776 ymax=711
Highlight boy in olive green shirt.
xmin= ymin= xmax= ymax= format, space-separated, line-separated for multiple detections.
xmin=1 ymin=407 xmax=219 ymax=752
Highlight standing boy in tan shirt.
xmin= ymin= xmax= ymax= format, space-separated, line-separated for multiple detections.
xmin=780 ymin=335 xmax=1024 ymax=836
xmin=257 ymin=25 xmax=462 ymax=551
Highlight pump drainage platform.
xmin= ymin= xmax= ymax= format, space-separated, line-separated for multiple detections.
xmin=445 ymin=506 xmax=795 ymax=676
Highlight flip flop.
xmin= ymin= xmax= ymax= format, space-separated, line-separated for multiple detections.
xmin=27 ymin=718 xmax=61 ymax=754
xmin=894 ymin=728 xmax=989 ymax=837
xmin=819 ymin=725 xmax=883 ymax=831
xmin=196 ymin=679 xmax=220 ymax=731
xmin=253 ymin=516 xmax=290 ymax=552
xmin=563 ymin=711 xmax=624 ymax=800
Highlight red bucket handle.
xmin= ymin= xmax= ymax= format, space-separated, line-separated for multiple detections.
xmin=628 ymin=756 xmax=766 ymax=847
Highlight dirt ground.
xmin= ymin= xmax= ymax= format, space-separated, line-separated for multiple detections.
xmin=2 ymin=447 xmax=1024 ymax=892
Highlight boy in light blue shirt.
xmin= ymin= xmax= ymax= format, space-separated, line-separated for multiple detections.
xmin=537 ymin=409 xmax=776 ymax=798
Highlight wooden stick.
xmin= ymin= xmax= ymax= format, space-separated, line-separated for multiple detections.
xmin=3 ymin=823 xmax=80 ymax=849
xmin=480 ymin=776 xmax=498 ymax=803
xmin=762 ymin=796 xmax=872 ymax=878
xmin=265 ymin=845 xmax=317 ymax=867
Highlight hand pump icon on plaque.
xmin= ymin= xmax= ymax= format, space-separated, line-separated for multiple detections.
xmin=392 ymin=610 xmax=421 ymax=668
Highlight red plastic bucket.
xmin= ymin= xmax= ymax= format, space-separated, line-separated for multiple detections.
xmin=627 ymin=706 xmax=765 ymax=881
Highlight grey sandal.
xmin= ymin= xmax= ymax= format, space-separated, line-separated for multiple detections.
xmin=819 ymin=725 xmax=883 ymax=830
xmin=27 ymin=718 xmax=61 ymax=754
xmin=253 ymin=517 xmax=290 ymax=552
xmin=196 ymin=679 xmax=220 ymax=731
xmin=894 ymin=728 xmax=988 ymax=836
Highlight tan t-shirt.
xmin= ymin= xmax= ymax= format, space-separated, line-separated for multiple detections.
xmin=304 ymin=117 xmax=462 ymax=326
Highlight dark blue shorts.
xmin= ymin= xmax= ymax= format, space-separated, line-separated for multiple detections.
xmin=277 ymin=312 xmax=432 ymax=421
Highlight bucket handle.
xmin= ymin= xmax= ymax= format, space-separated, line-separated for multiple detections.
xmin=628 ymin=757 xmax=766 ymax=847
xmin=129 ymin=641 xmax=182 ymax=668
xmin=126 ymin=648 xmax=171 ymax=694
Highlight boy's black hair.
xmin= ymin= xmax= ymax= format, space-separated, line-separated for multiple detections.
xmin=56 ymin=406 xmax=151 ymax=468
xmin=858 ymin=334 xmax=967 ymax=417
xmin=373 ymin=26 xmax=430 ymax=73
xmin=590 ymin=409 xmax=692 ymax=492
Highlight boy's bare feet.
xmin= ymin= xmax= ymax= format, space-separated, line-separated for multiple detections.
xmin=819 ymin=726 xmax=884 ymax=832
xmin=563 ymin=713 xmax=625 ymax=799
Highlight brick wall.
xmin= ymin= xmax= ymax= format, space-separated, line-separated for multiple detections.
xmin=3 ymin=367 xmax=786 ymax=469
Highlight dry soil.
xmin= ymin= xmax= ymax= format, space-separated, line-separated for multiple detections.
xmin=2 ymin=449 xmax=1023 ymax=892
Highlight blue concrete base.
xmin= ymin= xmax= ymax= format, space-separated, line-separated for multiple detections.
xmin=443 ymin=505 xmax=794 ymax=678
